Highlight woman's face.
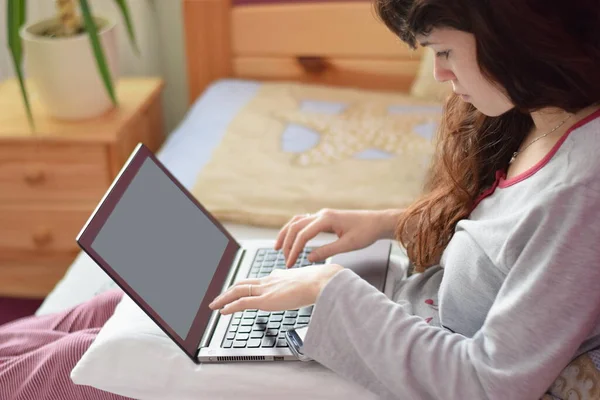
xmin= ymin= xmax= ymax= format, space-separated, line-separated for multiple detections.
xmin=415 ymin=28 xmax=514 ymax=116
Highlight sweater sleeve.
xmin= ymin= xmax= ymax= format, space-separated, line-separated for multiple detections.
xmin=303 ymin=183 xmax=600 ymax=400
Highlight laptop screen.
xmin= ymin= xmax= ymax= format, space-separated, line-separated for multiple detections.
xmin=77 ymin=143 xmax=240 ymax=361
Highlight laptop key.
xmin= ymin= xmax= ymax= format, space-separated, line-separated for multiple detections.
xmin=253 ymin=323 xmax=267 ymax=331
xmin=235 ymin=333 xmax=250 ymax=341
xmin=247 ymin=339 xmax=262 ymax=348
xmin=267 ymin=322 xmax=281 ymax=329
xmin=240 ymin=319 xmax=254 ymax=326
xmin=223 ymin=340 xmax=233 ymax=348
xmin=261 ymin=337 xmax=276 ymax=347
xmin=226 ymin=332 xmax=236 ymax=340
xmin=265 ymin=329 xmax=278 ymax=336
xmin=283 ymin=318 xmax=296 ymax=325
xmin=233 ymin=341 xmax=247 ymax=348
xmin=299 ymin=306 xmax=313 ymax=317
xmin=250 ymin=331 xmax=264 ymax=339
xmin=228 ymin=325 xmax=238 ymax=333
xmin=276 ymin=339 xmax=288 ymax=347
xmin=297 ymin=317 xmax=311 ymax=325
xmin=243 ymin=311 xmax=257 ymax=319
xmin=269 ymin=315 xmax=283 ymax=323
xmin=238 ymin=326 xmax=252 ymax=333
xmin=285 ymin=311 xmax=298 ymax=318
xmin=257 ymin=311 xmax=270 ymax=317
xmin=255 ymin=317 xmax=269 ymax=324
xmin=271 ymin=311 xmax=285 ymax=316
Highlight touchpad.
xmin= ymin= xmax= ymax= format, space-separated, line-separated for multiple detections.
xmin=329 ymin=240 xmax=391 ymax=292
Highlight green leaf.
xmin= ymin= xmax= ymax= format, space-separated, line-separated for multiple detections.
xmin=113 ymin=0 xmax=139 ymax=56
xmin=7 ymin=0 xmax=35 ymax=130
xmin=79 ymin=0 xmax=118 ymax=106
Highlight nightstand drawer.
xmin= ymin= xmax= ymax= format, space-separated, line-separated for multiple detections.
xmin=0 ymin=206 xmax=92 ymax=252
xmin=0 ymin=142 xmax=110 ymax=204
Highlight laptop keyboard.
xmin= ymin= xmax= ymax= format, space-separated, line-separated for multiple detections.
xmin=221 ymin=247 xmax=324 ymax=349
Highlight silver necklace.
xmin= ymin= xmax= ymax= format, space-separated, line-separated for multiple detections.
xmin=509 ymin=113 xmax=573 ymax=164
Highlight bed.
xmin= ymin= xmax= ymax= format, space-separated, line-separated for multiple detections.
xmin=37 ymin=0 xmax=439 ymax=316
xmin=31 ymin=0 xmax=443 ymax=398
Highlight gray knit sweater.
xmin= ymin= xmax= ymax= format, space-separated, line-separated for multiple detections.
xmin=303 ymin=109 xmax=600 ymax=400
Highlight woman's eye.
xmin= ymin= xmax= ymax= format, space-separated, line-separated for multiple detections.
xmin=436 ymin=50 xmax=451 ymax=59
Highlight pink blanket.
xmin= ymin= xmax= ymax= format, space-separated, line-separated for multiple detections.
xmin=0 ymin=289 xmax=131 ymax=400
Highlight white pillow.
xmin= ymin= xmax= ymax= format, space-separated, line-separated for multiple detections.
xmin=70 ymin=290 xmax=380 ymax=400
xmin=70 ymin=238 xmax=410 ymax=399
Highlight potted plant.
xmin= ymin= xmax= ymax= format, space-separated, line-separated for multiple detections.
xmin=7 ymin=0 xmax=139 ymax=129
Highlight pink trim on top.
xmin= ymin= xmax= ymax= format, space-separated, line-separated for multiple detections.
xmin=470 ymin=170 xmax=505 ymax=213
xmin=498 ymin=107 xmax=600 ymax=188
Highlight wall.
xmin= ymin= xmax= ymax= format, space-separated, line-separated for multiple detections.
xmin=0 ymin=0 xmax=189 ymax=135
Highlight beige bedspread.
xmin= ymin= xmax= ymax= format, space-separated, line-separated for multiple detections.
xmin=191 ymin=82 xmax=442 ymax=228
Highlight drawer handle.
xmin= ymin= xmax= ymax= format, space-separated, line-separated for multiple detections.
xmin=24 ymin=170 xmax=46 ymax=185
xmin=32 ymin=228 xmax=53 ymax=247
xmin=296 ymin=56 xmax=329 ymax=74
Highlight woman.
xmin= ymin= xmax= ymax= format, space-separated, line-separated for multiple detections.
xmin=2 ymin=0 xmax=599 ymax=399
xmin=211 ymin=0 xmax=600 ymax=398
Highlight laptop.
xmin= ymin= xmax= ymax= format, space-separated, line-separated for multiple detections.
xmin=76 ymin=142 xmax=392 ymax=363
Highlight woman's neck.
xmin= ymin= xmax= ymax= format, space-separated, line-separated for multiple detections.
xmin=530 ymin=107 xmax=573 ymax=133
xmin=529 ymin=104 xmax=600 ymax=134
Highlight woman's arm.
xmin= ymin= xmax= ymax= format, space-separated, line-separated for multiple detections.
xmin=304 ymin=183 xmax=600 ymax=400
xmin=377 ymin=208 xmax=405 ymax=240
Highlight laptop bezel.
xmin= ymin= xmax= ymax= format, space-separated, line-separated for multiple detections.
xmin=76 ymin=142 xmax=241 ymax=362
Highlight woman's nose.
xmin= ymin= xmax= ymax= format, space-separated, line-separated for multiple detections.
xmin=433 ymin=58 xmax=456 ymax=83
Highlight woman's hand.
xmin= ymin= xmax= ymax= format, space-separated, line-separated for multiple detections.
xmin=275 ymin=208 xmax=402 ymax=268
xmin=208 ymin=264 xmax=344 ymax=315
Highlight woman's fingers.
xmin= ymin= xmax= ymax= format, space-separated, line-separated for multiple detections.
xmin=274 ymin=219 xmax=294 ymax=250
xmin=275 ymin=214 xmax=307 ymax=251
xmin=219 ymin=295 xmax=265 ymax=315
xmin=287 ymin=219 xmax=327 ymax=268
xmin=307 ymin=235 xmax=352 ymax=262
xmin=282 ymin=216 xmax=314 ymax=263
xmin=209 ymin=279 xmax=263 ymax=310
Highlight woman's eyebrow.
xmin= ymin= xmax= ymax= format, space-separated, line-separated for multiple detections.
xmin=420 ymin=41 xmax=438 ymax=47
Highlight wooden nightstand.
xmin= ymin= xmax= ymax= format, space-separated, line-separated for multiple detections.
xmin=0 ymin=77 xmax=165 ymax=298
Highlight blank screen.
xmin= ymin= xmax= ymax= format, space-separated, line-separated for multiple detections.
xmin=91 ymin=157 xmax=230 ymax=340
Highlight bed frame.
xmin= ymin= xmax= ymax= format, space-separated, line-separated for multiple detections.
xmin=183 ymin=0 xmax=424 ymax=105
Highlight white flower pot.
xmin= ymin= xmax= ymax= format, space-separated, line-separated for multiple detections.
xmin=20 ymin=16 xmax=119 ymax=120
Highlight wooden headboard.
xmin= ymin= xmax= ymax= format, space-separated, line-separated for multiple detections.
xmin=183 ymin=0 xmax=424 ymax=105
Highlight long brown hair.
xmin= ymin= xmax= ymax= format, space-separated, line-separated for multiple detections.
xmin=374 ymin=0 xmax=600 ymax=272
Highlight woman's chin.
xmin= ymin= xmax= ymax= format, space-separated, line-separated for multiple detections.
xmin=471 ymin=101 xmax=515 ymax=117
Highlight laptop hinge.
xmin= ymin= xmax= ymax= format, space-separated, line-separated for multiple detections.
xmin=199 ymin=248 xmax=247 ymax=349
